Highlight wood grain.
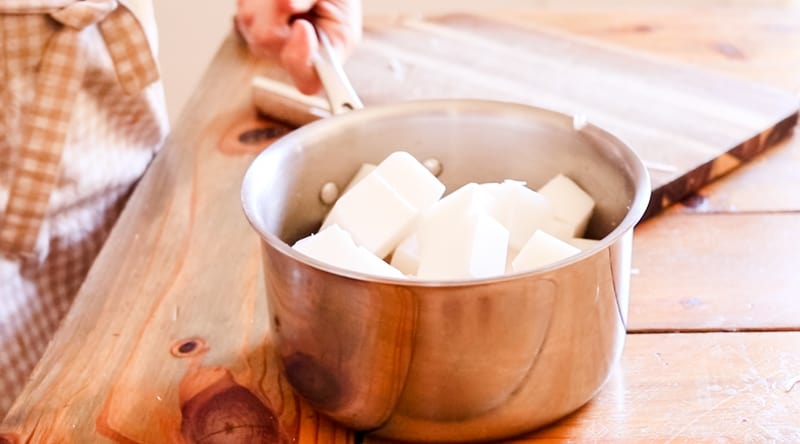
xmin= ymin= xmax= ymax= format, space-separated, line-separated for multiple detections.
xmin=367 ymin=332 xmax=800 ymax=443
xmin=251 ymin=14 xmax=798 ymax=220
xmin=627 ymin=211 xmax=800 ymax=332
xmin=0 ymin=36 xmax=353 ymax=443
xmin=512 ymin=7 xmax=800 ymax=93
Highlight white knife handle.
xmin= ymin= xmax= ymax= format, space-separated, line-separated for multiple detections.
xmin=312 ymin=29 xmax=364 ymax=114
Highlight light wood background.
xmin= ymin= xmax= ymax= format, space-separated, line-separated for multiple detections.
xmin=153 ymin=0 xmax=800 ymax=121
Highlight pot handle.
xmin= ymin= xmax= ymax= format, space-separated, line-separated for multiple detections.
xmin=313 ymin=29 xmax=364 ymax=114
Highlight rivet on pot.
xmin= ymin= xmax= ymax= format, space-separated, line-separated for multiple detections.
xmin=422 ymin=158 xmax=443 ymax=177
xmin=320 ymin=182 xmax=340 ymax=205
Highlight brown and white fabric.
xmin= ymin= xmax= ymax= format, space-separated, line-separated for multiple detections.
xmin=0 ymin=0 xmax=168 ymax=416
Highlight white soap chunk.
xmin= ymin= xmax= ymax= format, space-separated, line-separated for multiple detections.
xmin=483 ymin=180 xmax=555 ymax=251
xmin=417 ymin=212 xmax=509 ymax=280
xmin=322 ymin=173 xmax=417 ymax=258
xmin=539 ymin=217 xmax=575 ymax=241
xmin=311 ymin=151 xmax=599 ymax=281
xmin=538 ymin=174 xmax=595 ymax=238
xmin=373 ymin=151 xmax=446 ymax=211
xmin=418 ymin=183 xmax=499 ymax=247
xmin=293 ymin=224 xmax=358 ymax=263
xmin=480 ymin=182 xmax=510 ymax=228
xmin=344 ymin=163 xmax=376 ymax=192
xmin=352 ymin=246 xmax=408 ymax=279
xmin=568 ymin=237 xmax=600 ymax=251
xmin=512 ymin=230 xmax=581 ymax=273
xmin=390 ymin=232 xmax=420 ymax=276
xmin=293 ymin=225 xmax=406 ymax=279
xmin=505 ymin=247 xmax=519 ymax=274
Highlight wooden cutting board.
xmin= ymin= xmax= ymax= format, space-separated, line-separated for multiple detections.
xmin=251 ymin=14 xmax=799 ymax=219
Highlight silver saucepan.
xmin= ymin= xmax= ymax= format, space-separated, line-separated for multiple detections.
xmin=241 ymin=32 xmax=650 ymax=442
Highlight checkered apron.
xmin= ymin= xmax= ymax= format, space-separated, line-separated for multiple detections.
xmin=0 ymin=0 xmax=168 ymax=416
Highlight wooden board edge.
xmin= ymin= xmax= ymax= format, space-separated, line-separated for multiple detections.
xmin=641 ymin=110 xmax=798 ymax=220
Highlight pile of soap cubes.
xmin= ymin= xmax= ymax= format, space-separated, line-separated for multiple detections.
xmin=293 ymin=152 xmax=597 ymax=280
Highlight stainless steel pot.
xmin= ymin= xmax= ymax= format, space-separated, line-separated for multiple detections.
xmin=241 ymin=33 xmax=650 ymax=442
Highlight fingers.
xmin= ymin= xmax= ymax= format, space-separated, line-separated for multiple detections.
xmin=314 ymin=0 xmax=362 ymax=58
xmin=236 ymin=0 xmax=290 ymax=54
xmin=280 ymin=19 xmax=321 ymax=94
xmin=237 ymin=0 xmax=363 ymax=95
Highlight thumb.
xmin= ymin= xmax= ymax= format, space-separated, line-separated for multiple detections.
xmin=280 ymin=19 xmax=322 ymax=94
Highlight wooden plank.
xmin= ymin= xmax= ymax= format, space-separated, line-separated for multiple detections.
xmin=251 ymin=13 xmax=798 ymax=220
xmin=628 ymin=211 xmax=800 ymax=332
xmin=366 ymin=331 xmax=800 ymax=443
xmin=0 ymin=35 xmax=353 ymax=444
xmin=510 ymin=8 xmax=800 ymax=214
xmin=511 ymin=7 xmax=800 ymax=92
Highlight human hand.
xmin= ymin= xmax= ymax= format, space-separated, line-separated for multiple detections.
xmin=236 ymin=0 xmax=362 ymax=94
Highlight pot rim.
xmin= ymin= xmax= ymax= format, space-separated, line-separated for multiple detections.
xmin=242 ymin=98 xmax=651 ymax=287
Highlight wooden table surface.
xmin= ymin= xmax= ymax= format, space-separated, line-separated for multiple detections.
xmin=2 ymin=6 xmax=800 ymax=443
